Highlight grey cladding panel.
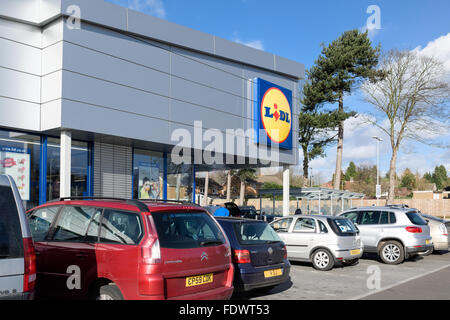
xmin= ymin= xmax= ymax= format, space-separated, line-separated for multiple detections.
xmin=170 ymin=100 xmax=243 ymax=133
xmin=61 ymin=0 xmax=127 ymax=31
xmin=61 ymin=71 xmax=170 ymax=120
xmin=127 ymin=9 xmax=214 ymax=55
xmin=170 ymin=77 xmax=245 ymax=118
xmin=60 ymin=99 xmax=170 ymax=145
xmin=64 ymin=22 xmax=171 ymax=74
xmin=214 ymin=37 xmax=275 ymax=72
xmin=62 ymin=41 xmax=170 ymax=97
xmin=171 ymin=52 xmax=243 ymax=97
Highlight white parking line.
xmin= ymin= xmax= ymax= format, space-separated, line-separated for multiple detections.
xmin=348 ymin=263 xmax=450 ymax=300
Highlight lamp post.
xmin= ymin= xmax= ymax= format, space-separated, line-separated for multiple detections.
xmin=372 ymin=136 xmax=383 ymax=205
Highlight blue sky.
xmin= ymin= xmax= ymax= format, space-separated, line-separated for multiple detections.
xmin=106 ymin=0 xmax=450 ymax=181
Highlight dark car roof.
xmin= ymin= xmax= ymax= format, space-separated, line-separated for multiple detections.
xmin=215 ymin=217 xmax=266 ymax=223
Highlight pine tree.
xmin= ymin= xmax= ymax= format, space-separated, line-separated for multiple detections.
xmin=308 ymin=29 xmax=383 ymax=190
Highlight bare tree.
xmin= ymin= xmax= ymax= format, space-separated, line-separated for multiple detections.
xmin=362 ymin=49 xmax=449 ymax=204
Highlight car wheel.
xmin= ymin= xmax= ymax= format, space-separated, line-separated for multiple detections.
xmin=96 ymin=284 xmax=124 ymax=300
xmin=342 ymin=258 xmax=359 ymax=267
xmin=379 ymin=241 xmax=405 ymax=265
xmin=311 ymin=249 xmax=335 ymax=271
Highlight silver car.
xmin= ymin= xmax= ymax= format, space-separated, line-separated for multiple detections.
xmin=0 ymin=175 xmax=36 ymax=300
xmin=339 ymin=206 xmax=433 ymax=265
xmin=420 ymin=213 xmax=449 ymax=254
xmin=269 ymin=215 xmax=363 ymax=271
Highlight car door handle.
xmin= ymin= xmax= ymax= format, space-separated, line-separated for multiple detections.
xmin=76 ymin=253 xmax=88 ymax=259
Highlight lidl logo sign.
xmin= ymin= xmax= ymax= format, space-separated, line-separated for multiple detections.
xmin=254 ymin=78 xmax=293 ymax=149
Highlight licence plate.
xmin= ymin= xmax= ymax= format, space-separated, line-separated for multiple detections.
xmin=426 ymin=240 xmax=431 ymax=245
xmin=350 ymin=249 xmax=361 ymax=256
xmin=264 ymin=268 xmax=283 ymax=278
xmin=186 ymin=273 xmax=213 ymax=287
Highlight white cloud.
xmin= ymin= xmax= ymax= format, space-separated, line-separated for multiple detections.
xmin=233 ymin=38 xmax=264 ymax=51
xmin=127 ymin=0 xmax=166 ymax=19
xmin=413 ymin=32 xmax=450 ymax=72
xmin=360 ymin=24 xmax=380 ymax=39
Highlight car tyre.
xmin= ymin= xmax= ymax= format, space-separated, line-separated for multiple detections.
xmin=379 ymin=241 xmax=405 ymax=265
xmin=311 ymin=249 xmax=335 ymax=271
xmin=95 ymin=284 xmax=124 ymax=300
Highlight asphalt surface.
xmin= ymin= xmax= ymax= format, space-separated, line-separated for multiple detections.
xmin=232 ymin=250 xmax=450 ymax=300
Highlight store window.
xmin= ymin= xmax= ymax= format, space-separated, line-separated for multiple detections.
xmin=167 ymin=158 xmax=193 ymax=201
xmin=133 ymin=149 xmax=164 ymax=200
xmin=46 ymin=138 xmax=89 ymax=202
xmin=0 ymin=130 xmax=40 ymax=210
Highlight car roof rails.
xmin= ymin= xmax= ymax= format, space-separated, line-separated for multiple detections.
xmin=56 ymin=196 xmax=151 ymax=212
xmin=53 ymin=196 xmax=202 ymax=212
xmin=140 ymin=199 xmax=203 ymax=208
xmin=386 ymin=204 xmax=409 ymax=208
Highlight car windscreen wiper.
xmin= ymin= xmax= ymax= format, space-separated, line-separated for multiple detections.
xmin=200 ymin=240 xmax=224 ymax=247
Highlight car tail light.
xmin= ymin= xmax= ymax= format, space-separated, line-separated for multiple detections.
xmin=406 ymin=226 xmax=422 ymax=233
xmin=141 ymin=237 xmax=161 ymax=265
xmin=282 ymin=245 xmax=287 ymax=260
xmin=233 ymin=250 xmax=251 ymax=264
xmin=439 ymin=224 xmax=448 ymax=236
xmin=23 ymin=237 xmax=36 ymax=292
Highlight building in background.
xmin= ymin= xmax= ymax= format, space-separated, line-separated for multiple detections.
xmin=0 ymin=0 xmax=304 ymax=214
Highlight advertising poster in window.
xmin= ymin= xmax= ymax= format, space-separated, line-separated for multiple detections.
xmin=138 ymin=160 xmax=162 ymax=199
xmin=0 ymin=146 xmax=31 ymax=200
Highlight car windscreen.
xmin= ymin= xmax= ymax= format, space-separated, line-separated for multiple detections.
xmin=406 ymin=211 xmax=428 ymax=226
xmin=233 ymin=221 xmax=282 ymax=245
xmin=0 ymin=185 xmax=24 ymax=259
xmin=151 ymin=212 xmax=226 ymax=249
xmin=327 ymin=218 xmax=359 ymax=237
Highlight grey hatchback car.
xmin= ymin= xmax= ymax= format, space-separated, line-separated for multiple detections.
xmin=339 ymin=206 xmax=433 ymax=265
xmin=0 ymin=175 xmax=36 ymax=300
xmin=270 ymin=215 xmax=363 ymax=271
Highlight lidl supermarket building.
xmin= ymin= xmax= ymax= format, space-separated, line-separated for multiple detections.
xmin=0 ymin=0 xmax=304 ymax=213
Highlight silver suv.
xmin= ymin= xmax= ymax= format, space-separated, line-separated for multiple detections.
xmin=270 ymin=215 xmax=363 ymax=271
xmin=339 ymin=206 xmax=433 ymax=265
xmin=0 ymin=175 xmax=36 ymax=300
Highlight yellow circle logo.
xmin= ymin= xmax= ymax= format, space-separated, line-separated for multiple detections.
xmin=261 ymin=87 xmax=292 ymax=144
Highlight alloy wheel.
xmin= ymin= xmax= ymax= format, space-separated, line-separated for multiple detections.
xmin=314 ymin=251 xmax=330 ymax=269
xmin=382 ymin=244 xmax=401 ymax=263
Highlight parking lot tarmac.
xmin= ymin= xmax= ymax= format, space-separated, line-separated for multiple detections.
xmin=232 ymin=251 xmax=450 ymax=300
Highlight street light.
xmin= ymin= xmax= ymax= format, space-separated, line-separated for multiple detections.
xmin=372 ymin=136 xmax=383 ymax=205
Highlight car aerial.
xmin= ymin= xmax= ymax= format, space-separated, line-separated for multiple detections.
xmin=26 ymin=197 xmax=234 ymax=300
xmin=339 ymin=206 xmax=433 ymax=265
xmin=419 ymin=213 xmax=449 ymax=255
xmin=215 ymin=217 xmax=290 ymax=292
xmin=269 ymin=215 xmax=363 ymax=271
xmin=0 ymin=175 xmax=36 ymax=300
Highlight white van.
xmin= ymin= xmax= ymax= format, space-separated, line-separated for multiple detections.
xmin=0 ymin=175 xmax=36 ymax=300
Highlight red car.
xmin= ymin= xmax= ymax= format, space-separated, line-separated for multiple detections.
xmin=26 ymin=198 xmax=234 ymax=300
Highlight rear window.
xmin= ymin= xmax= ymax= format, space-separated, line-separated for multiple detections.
xmin=0 ymin=185 xmax=24 ymax=259
xmin=233 ymin=221 xmax=282 ymax=245
xmin=406 ymin=211 xmax=427 ymax=226
xmin=327 ymin=218 xmax=358 ymax=237
xmin=151 ymin=212 xmax=226 ymax=249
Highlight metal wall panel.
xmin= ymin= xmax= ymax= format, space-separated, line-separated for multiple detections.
xmin=62 ymin=41 xmax=170 ymax=97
